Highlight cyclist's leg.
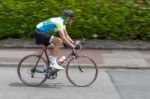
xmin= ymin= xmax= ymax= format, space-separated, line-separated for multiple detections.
xmin=49 ymin=36 xmax=63 ymax=69
xmin=33 ymin=30 xmax=63 ymax=69
xmin=49 ymin=36 xmax=62 ymax=57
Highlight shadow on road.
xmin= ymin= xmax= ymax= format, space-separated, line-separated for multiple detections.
xmin=9 ymin=82 xmax=75 ymax=89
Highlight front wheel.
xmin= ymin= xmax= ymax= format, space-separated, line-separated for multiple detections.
xmin=17 ymin=55 xmax=48 ymax=86
xmin=66 ymin=55 xmax=98 ymax=87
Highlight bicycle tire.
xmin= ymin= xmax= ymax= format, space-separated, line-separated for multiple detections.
xmin=17 ymin=55 xmax=48 ymax=86
xmin=66 ymin=55 xmax=98 ymax=87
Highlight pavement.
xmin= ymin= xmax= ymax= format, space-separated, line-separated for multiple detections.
xmin=0 ymin=39 xmax=150 ymax=99
xmin=1 ymin=67 xmax=150 ymax=99
xmin=0 ymin=38 xmax=149 ymax=69
xmin=0 ymin=38 xmax=150 ymax=49
xmin=0 ymin=48 xmax=150 ymax=69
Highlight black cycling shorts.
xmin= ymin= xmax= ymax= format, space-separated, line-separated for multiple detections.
xmin=32 ymin=29 xmax=52 ymax=46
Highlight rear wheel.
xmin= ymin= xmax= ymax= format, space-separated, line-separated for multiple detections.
xmin=66 ymin=55 xmax=98 ymax=87
xmin=17 ymin=55 xmax=48 ymax=86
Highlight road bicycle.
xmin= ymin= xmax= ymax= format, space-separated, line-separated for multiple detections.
xmin=17 ymin=40 xmax=98 ymax=87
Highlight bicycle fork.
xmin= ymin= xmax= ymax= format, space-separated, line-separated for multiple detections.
xmin=73 ymin=56 xmax=83 ymax=73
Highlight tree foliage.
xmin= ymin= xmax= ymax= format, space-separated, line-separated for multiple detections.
xmin=0 ymin=0 xmax=150 ymax=40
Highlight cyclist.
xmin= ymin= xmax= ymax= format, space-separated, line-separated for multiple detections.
xmin=33 ymin=10 xmax=77 ymax=70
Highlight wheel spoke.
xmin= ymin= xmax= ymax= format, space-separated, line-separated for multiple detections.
xmin=66 ymin=55 xmax=98 ymax=87
xmin=17 ymin=55 xmax=48 ymax=86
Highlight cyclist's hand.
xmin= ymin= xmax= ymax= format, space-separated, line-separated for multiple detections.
xmin=74 ymin=44 xmax=81 ymax=49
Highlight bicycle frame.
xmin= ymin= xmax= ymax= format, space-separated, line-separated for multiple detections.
xmin=31 ymin=45 xmax=52 ymax=73
xmin=33 ymin=39 xmax=86 ymax=73
xmin=17 ymin=39 xmax=98 ymax=86
xmin=35 ymin=45 xmax=78 ymax=68
xmin=39 ymin=46 xmax=51 ymax=65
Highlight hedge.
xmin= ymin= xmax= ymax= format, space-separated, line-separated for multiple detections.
xmin=0 ymin=0 xmax=150 ymax=40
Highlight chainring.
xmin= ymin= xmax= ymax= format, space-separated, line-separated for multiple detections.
xmin=46 ymin=68 xmax=59 ymax=80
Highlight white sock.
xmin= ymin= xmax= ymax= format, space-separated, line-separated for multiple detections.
xmin=49 ymin=56 xmax=52 ymax=61
xmin=50 ymin=56 xmax=57 ymax=64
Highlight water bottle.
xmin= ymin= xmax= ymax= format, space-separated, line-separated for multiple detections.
xmin=58 ymin=56 xmax=66 ymax=65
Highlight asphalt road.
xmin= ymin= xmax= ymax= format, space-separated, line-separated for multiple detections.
xmin=0 ymin=67 xmax=150 ymax=99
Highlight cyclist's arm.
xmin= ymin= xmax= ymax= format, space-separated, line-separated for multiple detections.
xmin=58 ymin=30 xmax=75 ymax=48
xmin=63 ymin=29 xmax=75 ymax=44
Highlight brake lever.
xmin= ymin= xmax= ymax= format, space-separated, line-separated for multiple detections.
xmin=81 ymin=39 xmax=87 ymax=45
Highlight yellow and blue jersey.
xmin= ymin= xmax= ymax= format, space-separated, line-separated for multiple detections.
xmin=36 ymin=17 xmax=66 ymax=35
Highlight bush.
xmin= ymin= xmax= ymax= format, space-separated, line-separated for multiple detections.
xmin=0 ymin=0 xmax=150 ymax=40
